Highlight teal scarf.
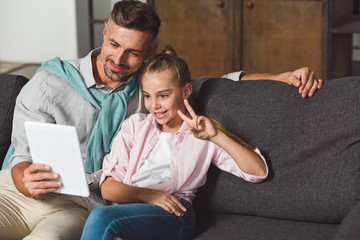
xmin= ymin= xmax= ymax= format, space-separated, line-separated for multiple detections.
xmin=2 ymin=57 xmax=139 ymax=173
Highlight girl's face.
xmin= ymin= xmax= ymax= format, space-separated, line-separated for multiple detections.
xmin=142 ymin=69 xmax=192 ymax=133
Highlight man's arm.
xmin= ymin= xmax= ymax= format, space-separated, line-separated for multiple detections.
xmin=9 ymin=72 xmax=62 ymax=200
xmin=241 ymin=67 xmax=323 ymax=98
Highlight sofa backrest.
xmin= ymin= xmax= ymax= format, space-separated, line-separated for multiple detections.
xmin=193 ymin=77 xmax=360 ymax=224
xmin=0 ymin=74 xmax=29 ymax=166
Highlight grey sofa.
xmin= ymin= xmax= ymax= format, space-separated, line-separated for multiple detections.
xmin=0 ymin=74 xmax=28 ymax=167
xmin=192 ymin=77 xmax=360 ymax=240
xmin=2 ymin=73 xmax=360 ymax=239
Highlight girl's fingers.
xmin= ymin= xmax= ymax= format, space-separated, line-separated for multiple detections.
xmin=177 ymin=110 xmax=193 ymax=127
xmin=184 ymin=99 xmax=197 ymax=118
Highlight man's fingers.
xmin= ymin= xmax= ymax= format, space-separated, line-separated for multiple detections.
xmin=288 ymin=74 xmax=301 ymax=87
xmin=317 ymin=79 xmax=323 ymax=89
xmin=25 ymin=163 xmax=51 ymax=174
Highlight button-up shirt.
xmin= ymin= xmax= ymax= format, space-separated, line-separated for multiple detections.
xmin=101 ymin=113 xmax=268 ymax=203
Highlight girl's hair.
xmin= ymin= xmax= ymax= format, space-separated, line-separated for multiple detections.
xmin=143 ymin=45 xmax=191 ymax=87
xmin=144 ymin=45 xmax=253 ymax=150
xmin=209 ymin=118 xmax=255 ymax=150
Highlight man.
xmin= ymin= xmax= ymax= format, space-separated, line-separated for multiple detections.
xmin=0 ymin=0 xmax=322 ymax=239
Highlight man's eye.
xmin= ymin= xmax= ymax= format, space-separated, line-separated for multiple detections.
xmin=160 ymin=95 xmax=168 ymax=98
xmin=110 ymin=42 xmax=118 ymax=47
xmin=130 ymin=51 xmax=140 ymax=57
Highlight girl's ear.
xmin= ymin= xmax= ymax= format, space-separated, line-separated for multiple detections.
xmin=183 ymin=83 xmax=193 ymax=99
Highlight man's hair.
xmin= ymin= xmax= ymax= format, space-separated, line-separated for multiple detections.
xmin=110 ymin=0 xmax=161 ymax=40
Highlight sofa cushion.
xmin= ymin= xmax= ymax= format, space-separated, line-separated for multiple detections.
xmin=0 ymin=74 xmax=28 ymax=166
xmin=194 ymin=77 xmax=360 ymax=224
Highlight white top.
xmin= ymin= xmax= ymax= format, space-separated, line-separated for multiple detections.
xmin=132 ymin=132 xmax=175 ymax=187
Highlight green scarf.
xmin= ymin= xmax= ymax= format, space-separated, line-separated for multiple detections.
xmin=2 ymin=57 xmax=139 ymax=173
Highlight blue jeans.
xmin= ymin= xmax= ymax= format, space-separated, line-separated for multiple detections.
xmin=81 ymin=199 xmax=195 ymax=240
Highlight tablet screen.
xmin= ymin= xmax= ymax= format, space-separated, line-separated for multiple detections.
xmin=25 ymin=121 xmax=90 ymax=197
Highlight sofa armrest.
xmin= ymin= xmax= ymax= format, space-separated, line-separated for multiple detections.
xmin=0 ymin=74 xmax=28 ymax=166
xmin=334 ymin=201 xmax=360 ymax=240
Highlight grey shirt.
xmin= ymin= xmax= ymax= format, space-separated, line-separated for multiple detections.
xmin=10 ymin=49 xmax=147 ymax=169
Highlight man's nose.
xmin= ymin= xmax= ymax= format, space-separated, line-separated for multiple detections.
xmin=113 ymin=49 xmax=127 ymax=65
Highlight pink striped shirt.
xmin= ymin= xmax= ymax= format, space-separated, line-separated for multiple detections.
xmin=101 ymin=113 xmax=268 ymax=203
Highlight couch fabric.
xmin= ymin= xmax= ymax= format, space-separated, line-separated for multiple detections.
xmin=193 ymin=77 xmax=360 ymax=240
xmin=0 ymin=74 xmax=28 ymax=167
xmin=1 ymin=74 xmax=359 ymax=239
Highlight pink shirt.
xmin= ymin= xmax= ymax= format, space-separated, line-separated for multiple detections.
xmin=101 ymin=113 xmax=268 ymax=203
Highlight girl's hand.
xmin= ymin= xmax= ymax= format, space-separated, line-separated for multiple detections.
xmin=143 ymin=189 xmax=186 ymax=217
xmin=177 ymin=99 xmax=217 ymax=140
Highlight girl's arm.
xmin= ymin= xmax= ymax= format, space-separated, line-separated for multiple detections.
xmin=209 ymin=130 xmax=267 ymax=177
xmin=178 ymin=99 xmax=267 ymax=177
xmin=101 ymin=176 xmax=187 ymax=216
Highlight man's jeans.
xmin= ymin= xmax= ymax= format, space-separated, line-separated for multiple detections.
xmin=81 ymin=199 xmax=195 ymax=240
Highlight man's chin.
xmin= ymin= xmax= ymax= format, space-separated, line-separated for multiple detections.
xmin=106 ymin=72 xmax=130 ymax=82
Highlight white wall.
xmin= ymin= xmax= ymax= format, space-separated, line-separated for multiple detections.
xmin=0 ymin=0 xmax=148 ymax=63
xmin=0 ymin=0 xmax=85 ymax=63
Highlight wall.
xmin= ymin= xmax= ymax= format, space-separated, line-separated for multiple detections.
xmin=0 ymin=0 xmax=87 ymax=63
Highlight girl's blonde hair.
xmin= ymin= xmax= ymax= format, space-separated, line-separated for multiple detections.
xmin=209 ymin=118 xmax=254 ymax=150
xmin=143 ymin=45 xmax=191 ymax=87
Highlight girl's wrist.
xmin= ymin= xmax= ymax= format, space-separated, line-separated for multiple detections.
xmin=209 ymin=129 xmax=224 ymax=144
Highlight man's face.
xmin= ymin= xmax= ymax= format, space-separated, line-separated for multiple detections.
xmin=99 ymin=21 xmax=155 ymax=84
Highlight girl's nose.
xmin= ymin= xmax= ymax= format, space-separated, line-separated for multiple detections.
xmin=152 ymin=99 xmax=160 ymax=109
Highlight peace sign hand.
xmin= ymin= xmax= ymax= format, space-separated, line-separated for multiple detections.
xmin=177 ymin=99 xmax=217 ymax=140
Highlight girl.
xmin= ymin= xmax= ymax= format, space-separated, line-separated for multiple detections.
xmin=81 ymin=46 xmax=268 ymax=240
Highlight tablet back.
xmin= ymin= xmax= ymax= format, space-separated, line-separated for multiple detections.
xmin=25 ymin=121 xmax=89 ymax=197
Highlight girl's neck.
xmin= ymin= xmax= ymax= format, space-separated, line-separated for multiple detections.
xmin=158 ymin=120 xmax=184 ymax=134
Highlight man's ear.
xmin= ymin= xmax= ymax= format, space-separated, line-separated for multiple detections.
xmin=103 ymin=21 xmax=108 ymax=36
xmin=183 ymin=83 xmax=193 ymax=99
xmin=146 ymin=43 xmax=158 ymax=59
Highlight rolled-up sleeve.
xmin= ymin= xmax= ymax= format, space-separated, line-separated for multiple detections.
xmin=213 ymin=147 xmax=268 ymax=183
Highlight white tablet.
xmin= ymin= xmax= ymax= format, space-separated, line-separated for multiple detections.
xmin=24 ymin=121 xmax=90 ymax=197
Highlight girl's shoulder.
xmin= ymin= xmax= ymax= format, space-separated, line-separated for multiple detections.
xmin=126 ymin=113 xmax=152 ymax=122
xmin=124 ymin=113 xmax=154 ymax=130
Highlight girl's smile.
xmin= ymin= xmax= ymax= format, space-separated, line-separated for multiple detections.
xmin=142 ymin=69 xmax=192 ymax=133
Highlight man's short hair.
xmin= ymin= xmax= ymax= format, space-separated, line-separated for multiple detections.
xmin=111 ymin=0 xmax=161 ymax=40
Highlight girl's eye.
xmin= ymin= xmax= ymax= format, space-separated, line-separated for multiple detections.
xmin=143 ymin=95 xmax=150 ymax=99
xmin=160 ymin=95 xmax=168 ymax=98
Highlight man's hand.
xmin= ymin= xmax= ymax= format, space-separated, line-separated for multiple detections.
xmin=285 ymin=67 xmax=323 ymax=98
xmin=240 ymin=67 xmax=323 ymax=98
xmin=12 ymin=162 xmax=62 ymax=200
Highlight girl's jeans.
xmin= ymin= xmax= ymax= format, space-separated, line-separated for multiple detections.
xmin=81 ymin=199 xmax=195 ymax=240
